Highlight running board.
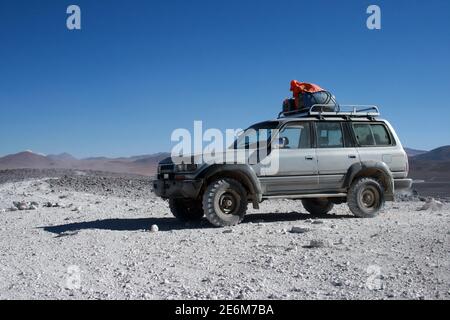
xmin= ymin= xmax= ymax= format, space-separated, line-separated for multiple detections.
xmin=262 ymin=193 xmax=347 ymax=200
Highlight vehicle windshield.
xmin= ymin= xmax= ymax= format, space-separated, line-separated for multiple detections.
xmin=232 ymin=121 xmax=280 ymax=149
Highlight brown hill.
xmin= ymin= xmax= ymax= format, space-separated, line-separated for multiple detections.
xmin=0 ymin=151 xmax=169 ymax=176
xmin=412 ymin=146 xmax=450 ymax=162
xmin=408 ymin=146 xmax=450 ymax=181
xmin=0 ymin=151 xmax=55 ymax=169
xmin=404 ymin=148 xmax=427 ymax=157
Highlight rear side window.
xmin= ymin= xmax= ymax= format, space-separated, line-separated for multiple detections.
xmin=316 ymin=122 xmax=343 ymax=148
xmin=353 ymin=124 xmax=375 ymax=146
xmin=371 ymin=124 xmax=392 ymax=145
xmin=353 ymin=123 xmax=392 ymax=146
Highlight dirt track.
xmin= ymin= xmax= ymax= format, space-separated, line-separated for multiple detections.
xmin=0 ymin=170 xmax=449 ymax=300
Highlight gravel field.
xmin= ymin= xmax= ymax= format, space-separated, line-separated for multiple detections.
xmin=0 ymin=169 xmax=449 ymax=300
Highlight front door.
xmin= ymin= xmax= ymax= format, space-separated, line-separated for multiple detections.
xmin=258 ymin=122 xmax=319 ymax=195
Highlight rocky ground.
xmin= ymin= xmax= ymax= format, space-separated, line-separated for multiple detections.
xmin=0 ymin=169 xmax=449 ymax=300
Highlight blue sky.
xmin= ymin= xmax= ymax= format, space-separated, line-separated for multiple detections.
xmin=0 ymin=0 xmax=449 ymax=157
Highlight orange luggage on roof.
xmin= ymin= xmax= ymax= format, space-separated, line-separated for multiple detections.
xmin=290 ymin=80 xmax=324 ymax=96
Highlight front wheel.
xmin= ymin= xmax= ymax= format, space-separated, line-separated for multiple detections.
xmin=302 ymin=198 xmax=334 ymax=216
xmin=169 ymin=198 xmax=204 ymax=222
xmin=202 ymin=178 xmax=247 ymax=227
xmin=347 ymin=177 xmax=385 ymax=218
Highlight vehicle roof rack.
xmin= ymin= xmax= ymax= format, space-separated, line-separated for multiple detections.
xmin=278 ymin=104 xmax=380 ymax=120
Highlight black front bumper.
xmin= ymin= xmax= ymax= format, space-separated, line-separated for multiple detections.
xmin=394 ymin=178 xmax=413 ymax=191
xmin=153 ymin=179 xmax=203 ymax=199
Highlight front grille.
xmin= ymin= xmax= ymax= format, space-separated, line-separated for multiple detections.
xmin=159 ymin=164 xmax=174 ymax=173
xmin=158 ymin=164 xmax=175 ymax=174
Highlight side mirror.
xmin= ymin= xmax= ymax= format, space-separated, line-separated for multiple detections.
xmin=273 ymin=137 xmax=288 ymax=149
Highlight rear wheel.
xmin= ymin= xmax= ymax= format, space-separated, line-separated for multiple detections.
xmin=347 ymin=177 xmax=385 ymax=218
xmin=169 ymin=198 xmax=204 ymax=222
xmin=302 ymin=198 xmax=334 ymax=216
xmin=203 ymin=178 xmax=247 ymax=227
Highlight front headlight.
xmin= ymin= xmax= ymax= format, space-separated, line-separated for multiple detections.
xmin=174 ymin=163 xmax=198 ymax=172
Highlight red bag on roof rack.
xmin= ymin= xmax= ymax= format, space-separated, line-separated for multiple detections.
xmin=283 ymin=80 xmax=338 ymax=115
xmin=290 ymin=80 xmax=324 ymax=96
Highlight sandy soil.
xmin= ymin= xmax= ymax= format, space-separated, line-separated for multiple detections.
xmin=0 ymin=170 xmax=449 ymax=300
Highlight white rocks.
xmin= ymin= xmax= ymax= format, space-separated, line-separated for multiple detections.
xmin=0 ymin=209 xmax=6 ymax=213
xmin=236 ymin=292 xmax=245 ymax=299
xmin=417 ymin=198 xmax=444 ymax=211
xmin=44 ymin=202 xmax=60 ymax=208
xmin=12 ymin=201 xmax=39 ymax=211
xmin=150 ymin=224 xmax=159 ymax=232
xmin=331 ymin=279 xmax=343 ymax=287
xmin=0 ymin=171 xmax=448 ymax=300
xmin=311 ymin=220 xmax=324 ymax=225
xmin=290 ymin=226 xmax=311 ymax=234
xmin=307 ymin=239 xmax=330 ymax=248
xmin=143 ymin=293 xmax=152 ymax=299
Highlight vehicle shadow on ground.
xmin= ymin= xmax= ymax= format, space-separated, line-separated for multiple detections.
xmin=41 ymin=211 xmax=355 ymax=235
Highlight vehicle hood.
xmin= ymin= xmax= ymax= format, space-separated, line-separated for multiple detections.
xmin=163 ymin=149 xmax=260 ymax=166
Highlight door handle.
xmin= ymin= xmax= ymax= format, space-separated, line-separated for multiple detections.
xmin=348 ymin=155 xmax=357 ymax=159
xmin=305 ymin=156 xmax=314 ymax=160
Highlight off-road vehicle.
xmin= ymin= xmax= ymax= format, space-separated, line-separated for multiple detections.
xmin=153 ymin=105 xmax=412 ymax=227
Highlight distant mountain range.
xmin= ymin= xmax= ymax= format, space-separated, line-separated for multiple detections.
xmin=404 ymin=148 xmax=428 ymax=157
xmin=408 ymin=146 xmax=450 ymax=182
xmin=0 ymin=151 xmax=170 ymax=176
xmin=1 ymin=146 xmax=449 ymax=180
xmin=409 ymin=146 xmax=450 ymax=162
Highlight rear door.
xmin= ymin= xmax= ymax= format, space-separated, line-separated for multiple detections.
xmin=315 ymin=121 xmax=360 ymax=190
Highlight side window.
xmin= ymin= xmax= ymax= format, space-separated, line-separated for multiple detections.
xmin=353 ymin=123 xmax=392 ymax=146
xmin=279 ymin=123 xmax=311 ymax=149
xmin=316 ymin=122 xmax=344 ymax=148
xmin=353 ymin=124 xmax=375 ymax=146
xmin=371 ymin=124 xmax=392 ymax=146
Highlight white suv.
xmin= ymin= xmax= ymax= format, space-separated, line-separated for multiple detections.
xmin=153 ymin=106 xmax=412 ymax=227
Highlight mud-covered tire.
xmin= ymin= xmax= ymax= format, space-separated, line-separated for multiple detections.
xmin=169 ymin=198 xmax=204 ymax=222
xmin=347 ymin=177 xmax=385 ymax=218
xmin=301 ymin=198 xmax=334 ymax=216
xmin=202 ymin=178 xmax=247 ymax=227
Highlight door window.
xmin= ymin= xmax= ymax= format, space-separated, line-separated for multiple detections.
xmin=278 ymin=123 xmax=311 ymax=149
xmin=316 ymin=122 xmax=344 ymax=148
